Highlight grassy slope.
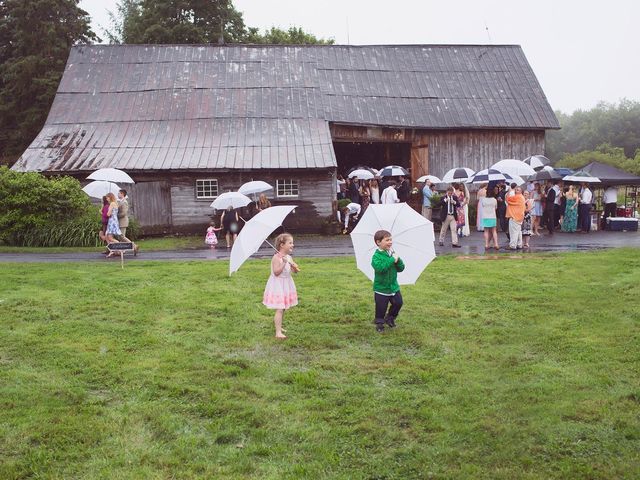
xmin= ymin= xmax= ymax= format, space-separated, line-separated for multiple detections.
xmin=1 ymin=250 xmax=639 ymax=479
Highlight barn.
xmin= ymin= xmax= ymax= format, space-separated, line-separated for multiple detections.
xmin=12 ymin=44 xmax=559 ymax=233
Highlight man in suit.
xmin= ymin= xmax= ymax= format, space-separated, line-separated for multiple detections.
xmin=117 ymin=189 xmax=130 ymax=240
xmin=438 ymin=187 xmax=461 ymax=248
xmin=544 ymin=181 xmax=557 ymax=235
xmin=396 ymin=176 xmax=410 ymax=203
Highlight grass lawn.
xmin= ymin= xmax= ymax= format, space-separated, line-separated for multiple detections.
xmin=0 ymin=235 xmax=205 ymax=253
xmin=1 ymin=249 xmax=639 ymax=479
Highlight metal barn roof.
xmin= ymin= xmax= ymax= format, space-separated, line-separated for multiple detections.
xmin=14 ymin=44 xmax=559 ymax=173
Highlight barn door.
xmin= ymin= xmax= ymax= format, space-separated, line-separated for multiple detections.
xmin=129 ymin=181 xmax=172 ymax=233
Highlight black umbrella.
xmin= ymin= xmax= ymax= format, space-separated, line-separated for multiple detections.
xmin=530 ymin=167 xmax=562 ymax=181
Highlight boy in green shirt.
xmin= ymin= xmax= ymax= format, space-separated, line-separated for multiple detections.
xmin=371 ymin=230 xmax=405 ymax=333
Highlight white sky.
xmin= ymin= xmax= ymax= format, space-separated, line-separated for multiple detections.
xmin=80 ymin=0 xmax=639 ymax=114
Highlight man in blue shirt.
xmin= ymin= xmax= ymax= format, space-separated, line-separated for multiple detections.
xmin=422 ymin=181 xmax=435 ymax=220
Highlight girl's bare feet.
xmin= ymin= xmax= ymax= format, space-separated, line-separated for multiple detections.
xmin=275 ymin=334 xmax=287 ymax=340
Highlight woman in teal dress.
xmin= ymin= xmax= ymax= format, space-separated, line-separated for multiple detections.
xmin=561 ymin=185 xmax=579 ymax=232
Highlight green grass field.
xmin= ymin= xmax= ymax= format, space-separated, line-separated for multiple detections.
xmin=1 ymin=250 xmax=639 ymax=479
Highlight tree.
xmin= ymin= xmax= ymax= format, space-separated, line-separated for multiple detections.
xmin=0 ymin=0 xmax=97 ymax=163
xmin=105 ymin=0 xmax=333 ymax=45
xmin=546 ymin=100 xmax=640 ymax=160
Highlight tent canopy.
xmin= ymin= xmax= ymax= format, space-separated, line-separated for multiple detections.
xmin=581 ymin=162 xmax=640 ymax=186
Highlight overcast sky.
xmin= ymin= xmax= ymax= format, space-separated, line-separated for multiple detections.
xmin=80 ymin=0 xmax=639 ymax=114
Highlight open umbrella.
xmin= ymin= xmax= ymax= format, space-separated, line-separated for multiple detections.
xmin=87 ymin=168 xmax=135 ymax=184
xmin=229 ymin=205 xmax=296 ymax=275
xmin=210 ymin=192 xmax=252 ymax=210
xmin=563 ymin=171 xmax=601 ymax=183
xmin=523 ymin=155 xmax=551 ymax=171
xmin=238 ymin=180 xmax=273 ymax=196
xmin=530 ymin=166 xmax=562 ymax=182
xmin=490 ymin=159 xmax=536 ymax=177
xmin=416 ymin=175 xmax=442 ymax=184
xmin=82 ymin=180 xmax=121 ymax=198
xmin=466 ymin=168 xmax=510 ymax=184
xmin=348 ymin=169 xmax=375 ymax=180
xmin=441 ymin=167 xmax=475 ymax=183
xmin=379 ymin=165 xmax=409 ymax=177
xmin=350 ymin=203 xmax=436 ymax=285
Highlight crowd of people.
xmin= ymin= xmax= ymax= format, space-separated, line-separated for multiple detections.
xmin=336 ymin=174 xmax=413 ymax=233
xmin=99 ymin=188 xmax=138 ymax=255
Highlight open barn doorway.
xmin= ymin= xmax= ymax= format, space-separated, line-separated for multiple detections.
xmin=333 ymin=141 xmax=411 ymax=177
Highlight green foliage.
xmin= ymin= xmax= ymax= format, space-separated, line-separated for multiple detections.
xmin=105 ymin=0 xmax=333 ymax=45
xmin=556 ymin=143 xmax=640 ymax=175
xmin=125 ymin=215 xmax=141 ymax=241
xmin=547 ymin=100 xmax=640 ymax=160
xmin=337 ymin=198 xmax=351 ymax=210
xmin=1 ymin=251 xmax=639 ymax=477
xmin=0 ymin=0 xmax=98 ymax=159
xmin=0 ymin=167 xmax=99 ymax=246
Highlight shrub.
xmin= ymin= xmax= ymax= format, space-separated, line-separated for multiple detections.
xmin=0 ymin=167 xmax=100 ymax=246
xmin=337 ymin=198 xmax=351 ymax=210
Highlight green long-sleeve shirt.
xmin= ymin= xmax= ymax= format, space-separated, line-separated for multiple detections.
xmin=371 ymin=249 xmax=405 ymax=294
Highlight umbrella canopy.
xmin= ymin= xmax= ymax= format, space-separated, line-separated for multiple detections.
xmin=210 ymin=192 xmax=252 ymax=210
xmin=238 ymin=180 xmax=273 ymax=196
xmin=350 ymin=203 xmax=436 ymax=285
xmin=416 ymin=175 xmax=442 ymax=184
xmin=348 ymin=169 xmax=375 ymax=180
xmin=441 ymin=167 xmax=475 ymax=183
xmin=379 ymin=165 xmax=409 ymax=177
xmin=563 ymin=171 xmax=601 ymax=183
xmin=507 ymin=173 xmax=526 ymax=186
xmin=87 ymin=168 xmax=135 ymax=184
xmin=467 ymin=168 xmax=510 ymax=184
xmin=82 ymin=180 xmax=121 ymax=198
xmin=229 ymin=205 xmax=296 ymax=275
xmin=530 ymin=166 xmax=563 ymax=182
xmin=523 ymin=155 xmax=552 ymax=171
xmin=490 ymin=159 xmax=536 ymax=177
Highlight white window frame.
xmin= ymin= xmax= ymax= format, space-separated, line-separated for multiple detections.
xmin=195 ymin=179 xmax=219 ymax=199
xmin=276 ymin=179 xmax=299 ymax=198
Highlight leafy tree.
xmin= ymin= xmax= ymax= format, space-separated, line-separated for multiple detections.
xmin=555 ymin=143 xmax=640 ymax=176
xmin=105 ymin=0 xmax=333 ymax=45
xmin=546 ymin=100 xmax=640 ymax=160
xmin=248 ymin=26 xmax=334 ymax=45
xmin=0 ymin=0 xmax=97 ymax=163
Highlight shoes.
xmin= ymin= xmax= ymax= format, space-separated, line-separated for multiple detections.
xmin=438 ymin=241 xmax=444 ymax=246
xmin=509 ymin=247 xmax=517 ymax=250
xmin=376 ymin=324 xmax=384 ymax=333
xmin=385 ymin=316 xmax=396 ymax=328
xmin=452 ymin=244 xmax=461 ymax=248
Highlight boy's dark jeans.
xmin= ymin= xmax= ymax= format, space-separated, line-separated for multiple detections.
xmin=374 ymin=291 xmax=403 ymax=325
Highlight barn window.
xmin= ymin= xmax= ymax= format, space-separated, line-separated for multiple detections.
xmin=276 ymin=179 xmax=299 ymax=197
xmin=195 ymin=179 xmax=219 ymax=199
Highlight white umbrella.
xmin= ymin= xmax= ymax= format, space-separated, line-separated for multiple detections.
xmin=563 ymin=171 xmax=601 ymax=183
xmin=507 ymin=173 xmax=526 ymax=186
xmin=523 ymin=155 xmax=552 ymax=171
xmin=350 ymin=203 xmax=436 ymax=285
xmin=490 ymin=159 xmax=536 ymax=177
xmin=210 ymin=192 xmax=252 ymax=210
xmin=229 ymin=205 xmax=296 ymax=275
xmin=348 ymin=169 xmax=375 ymax=180
xmin=416 ymin=175 xmax=442 ymax=184
xmin=87 ymin=168 xmax=135 ymax=184
xmin=238 ymin=180 xmax=273 ymax=196
xmin=82 ymin=180 xmax=121 ymax=198
xmin=441 ymin=167 xmax=475 ymax=183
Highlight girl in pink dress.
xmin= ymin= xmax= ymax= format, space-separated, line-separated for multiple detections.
xmin=263 ymin=233 xmax=300 ymax=339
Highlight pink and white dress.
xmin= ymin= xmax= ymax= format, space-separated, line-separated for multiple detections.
xmin=262 ymin=255 xmax=298 ymax=310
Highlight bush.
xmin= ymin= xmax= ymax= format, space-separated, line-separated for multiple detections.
xmin=337 ymin=198 xmax=351 ymax=210
xmin=126 ymin=216 xmax=141 ymax=241
xmin=0 ymin=167 xmax=100 ymax=246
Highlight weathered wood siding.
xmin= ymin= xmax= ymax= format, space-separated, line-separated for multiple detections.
xmin=427 ymin=130 xmax=546 ymax=177
xmin=128 ymin=181 xmax=172 ymax=234
xmin=330 ymin=123 xmax=546 ymax=181
xmin=154 ymin=170 xmax=334 ymax=233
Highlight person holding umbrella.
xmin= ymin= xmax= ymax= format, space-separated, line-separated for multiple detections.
xmin=371 ymin=230 xmax=405 ymax=333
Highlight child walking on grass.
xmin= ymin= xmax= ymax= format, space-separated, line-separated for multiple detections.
xmin=262 ymin=233 xmax=300 ymax=339
xmin=371 ymin=229 xmax=405 ymax=333
xmin=204 ymin=222 xmax=222 ymax=248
